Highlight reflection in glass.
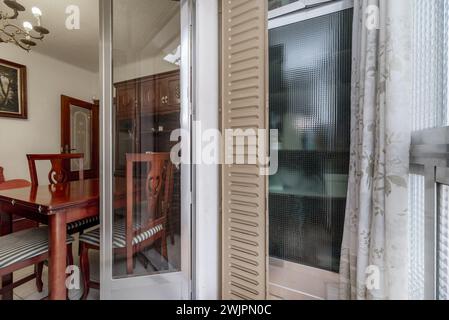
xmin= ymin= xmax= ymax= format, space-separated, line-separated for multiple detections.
xmin=112 ymin=0 xmax=181 ymax=279
xmin=269 ymin=9 xmax=352 ymax=272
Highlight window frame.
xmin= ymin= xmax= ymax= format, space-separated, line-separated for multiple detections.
xmin=268 ymin=0 xmax=350 ymax=20
xmin=410 ymin=126 xmax=449 ymax=299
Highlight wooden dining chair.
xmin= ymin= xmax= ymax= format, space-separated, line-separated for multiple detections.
xmin=79 ymin=152 xmax=174 ymax=299
xmin=26 ymin=154 xmax=99 ymax=234
xmin=0 ymin=167 xmax=44 ymax=298
xmin=0 ymin=227 xmax=74 ymax=299
xmin=0 ymin=167 xmax=31 ymax=191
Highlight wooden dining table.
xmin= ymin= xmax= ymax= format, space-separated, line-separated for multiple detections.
xmin=0 ymin=177 xmax=139 ymax=300
xmin=0 ymin=179 xmax=100 ymax=300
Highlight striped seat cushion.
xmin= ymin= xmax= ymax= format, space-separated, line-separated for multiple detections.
xmin=0 ymin=227 xmax=74 ymax=269
xmin=67 ymin=216 xmax=99 ymax=232
xmin=79 ymin=220 xmax=164 ymax=248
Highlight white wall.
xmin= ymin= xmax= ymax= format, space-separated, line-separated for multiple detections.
xmin=194 ymin=0 xmax=220 ymax=300
xmin=0 ymin=45 xmax=99 ymax=182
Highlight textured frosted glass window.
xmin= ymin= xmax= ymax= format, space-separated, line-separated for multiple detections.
xmin=268 ymin=9 xmax=352 ymax=273
xmin=409 ymin=0 xmax=449 ymax=300
xmin=411 ymin=0 xmax=448 ymax=131
xmin=438 ymin=185 xmax=449 ymax=300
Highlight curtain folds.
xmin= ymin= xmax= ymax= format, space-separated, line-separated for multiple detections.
xmin=339 ymin=0 xmax=412 ymax=300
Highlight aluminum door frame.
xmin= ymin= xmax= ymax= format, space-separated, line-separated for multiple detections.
xmin=99 ymin=0 xmax=193 ymax=300
xmin=268 ymin=0 xmax=353 ymax=29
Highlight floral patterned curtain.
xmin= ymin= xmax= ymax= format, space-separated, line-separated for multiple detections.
xmin=339 ymin=0 xmax=412 ymax=300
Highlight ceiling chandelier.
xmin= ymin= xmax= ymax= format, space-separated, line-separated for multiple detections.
xmin=0 ymin=0 xmax=50 ymax=51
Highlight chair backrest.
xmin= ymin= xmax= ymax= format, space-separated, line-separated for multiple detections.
xmin=26 ymin=153 xmax=84 ymax=185
xmin=125 ymin=153 xmax=173 ymax=245
xmin=0 ymin=166 xmax=31 ymax=191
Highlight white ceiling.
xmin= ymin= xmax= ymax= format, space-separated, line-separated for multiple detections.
xmin=3 ymin=0 xmax=180 ymax=73
xmin=10 ymin=0 xmax=100 ymax=72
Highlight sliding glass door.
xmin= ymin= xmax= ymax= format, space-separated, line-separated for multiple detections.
xmin=99 ymin=0 xmax=192 ymax=300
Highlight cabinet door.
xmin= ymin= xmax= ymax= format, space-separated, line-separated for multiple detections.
xmin=116 ymin=83 xmax=137 ymax=119
xmin=140 ymin=77 xmax=156 ymax=115
xmin=157 ymin=71 xmax=180 ymax=113
xmin=115 ymin=117 xmax=137 ymax=176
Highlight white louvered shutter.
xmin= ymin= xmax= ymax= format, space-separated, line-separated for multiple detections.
xmin=221 ymin=0 xmax=268 ymax=300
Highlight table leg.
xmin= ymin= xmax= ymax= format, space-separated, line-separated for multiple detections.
xmin=48 ymin=214 xmax=67 ymax=300
xmin=0 ymin=211 xmax=13 ymax=300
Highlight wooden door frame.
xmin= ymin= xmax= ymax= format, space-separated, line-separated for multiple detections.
xmin=61 ymin=95 xmax=100 ymax=180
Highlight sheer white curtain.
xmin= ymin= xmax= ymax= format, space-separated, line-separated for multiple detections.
xmin=339 ymin=0 xmax=412 ymax=300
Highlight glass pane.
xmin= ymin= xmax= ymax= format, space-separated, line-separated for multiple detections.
xmin=268 ymin=0 xmax=301 ymax=11
xmin=112 ymin=0 xmax=181 ymax=279
xmin=70 ymin=105 xmax=92 ymax=171
xmin=438 ymin=184 xmax=449 ymax=300
xmin=268 ymin=9 xmax=353 ymax=272
xmin=408 ymin=174 xmax=425 ymax=300
xmin=409 ymin=0 xmax=449 ymax=299
xmin=411 ymin=0 xmax=449 ymax=131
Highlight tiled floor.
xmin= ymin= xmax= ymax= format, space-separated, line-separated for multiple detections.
xmin=12 ymin=250 xmax=100 ymax=300
xmin=8 ymin=234 xmax=180 ymax=300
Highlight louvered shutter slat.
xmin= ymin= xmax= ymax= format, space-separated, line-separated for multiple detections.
xmin=222 ymin=0 xmax=268 ymax=300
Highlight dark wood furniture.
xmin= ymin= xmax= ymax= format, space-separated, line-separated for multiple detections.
xmin=0 ymin=167 xmax=41 ymax=300
xmin=0 ymin=179 xmax=100 ymax=300
xmin=79 ymin=153 xmax=174 ymax=299
xmin=0 ymin=227 xmax=73 ymax=300
xmin=26 ymin=154 xmax=99 ymax=235
xmin=115 ymin=70 xmax=180 ymax=119
xmin=27 ymin=153 xmax=84 ymax=186
xmin=0 ymin=167 xmax=37 ymax=233
xmin=61 ymin=96 xmax=100 ymax=180
xmin=114 ymin=70 xmax=180 ymax=176
xmin=114 ymin=70 xmax=180 ymax=245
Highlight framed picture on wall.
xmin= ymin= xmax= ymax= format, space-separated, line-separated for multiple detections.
xmin=0 ymin=58 xmax=27 ymax=119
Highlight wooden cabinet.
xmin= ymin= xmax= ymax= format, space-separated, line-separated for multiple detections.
xmin=156 ymin=71 xmax=180 ymax=114
xmin=114 ymin=70 xmax=180 ymax=176
xmin=116 ymin=80 xmax=137 ymax=119
xmin=140 ymin=77 xmax=156 ymax=115
xmin=115 ymin=70 xmax=180 ymax=119
xmin=113 ymin=70 xmax=181 ymax=243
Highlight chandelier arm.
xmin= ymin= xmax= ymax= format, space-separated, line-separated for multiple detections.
xmin=0 ymin=29 xmax=30 ymax=51
xmin=0 ymin=26 xmax=16 ymax=39
xmin=0 ymin=8 xmax=19 ymax=20
xmin=2 ymin=23 xmax=26 ymax=35
xmin=2 ymin=23 xmax=44 ymax=40
xmin=28 ymin=33 xmax=44 ymax=40
xmin=0 ymin=3 xmax=49 ymax=51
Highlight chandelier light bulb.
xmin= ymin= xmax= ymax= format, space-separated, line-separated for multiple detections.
xmin=0 ymin=2 xmax=49 ymax=51
xmin=31 ymin=6 xmax=42 ymax=17
xmin=23 ymin=21 xmax=33 ymax=32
